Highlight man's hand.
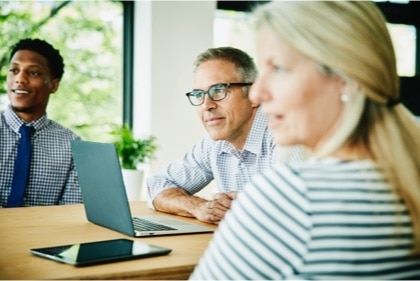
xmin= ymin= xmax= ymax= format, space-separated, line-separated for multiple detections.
xmin=152 ymin=188 xmax=238 ymax=225
xmin=194 ymin=192 xmax=238 ymax=224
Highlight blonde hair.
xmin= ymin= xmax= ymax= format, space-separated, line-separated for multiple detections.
xmin=253 ymin=1 xmax=420 ymax=253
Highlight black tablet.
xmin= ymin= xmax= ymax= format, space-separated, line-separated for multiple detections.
xmin=30 ymin=238 xmax=172 ymax=266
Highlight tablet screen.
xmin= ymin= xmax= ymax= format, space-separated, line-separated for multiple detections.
xmin=30 ymin=238 xmax=172 ymax=266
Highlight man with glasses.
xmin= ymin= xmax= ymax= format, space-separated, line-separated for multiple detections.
xmin=146 ymin=47 xmax=304 ymax=224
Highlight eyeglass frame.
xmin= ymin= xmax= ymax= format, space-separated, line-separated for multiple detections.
xmin=185 ymin=82 xmax=253 ymax=106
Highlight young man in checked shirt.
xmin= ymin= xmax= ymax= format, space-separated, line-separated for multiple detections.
xmin=0 ymin=38 xmax=83 ymax=207
xmin=147 ymin=47 xmax=305 ymax=224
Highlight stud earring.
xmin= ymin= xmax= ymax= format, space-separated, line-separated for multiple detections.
xmin=340 ymin=93 xmax=349 ymax=103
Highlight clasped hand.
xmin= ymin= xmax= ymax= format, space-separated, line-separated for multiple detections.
xmin=197 ymin=191 xmax=238 ymax=224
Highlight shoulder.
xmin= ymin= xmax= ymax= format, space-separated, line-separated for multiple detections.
xmin=282 ymin=158 xmax=386 ymax=197
xmin=186 ymin=135 xmax=218 ymax=160
xmin=243 ymin=159 xmax=382 ymax=214
xmin=279 ymin=158 xmax=379 ymax=180
xmin=41 ymin=119 xmax=80 ymax=140
xmin=288 ymin=158 xmax=380 ymax=177
xmin=252 ymin=158 xmax=380 ymax=192
xmin=247 ymin=163 xmax=308 ymax=198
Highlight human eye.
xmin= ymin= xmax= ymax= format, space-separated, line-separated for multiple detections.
xmin=191 ymin=90 xmax=204 ymax=98
xmin=273 ymin=64 xmax=286 ymax=73
xmin=268 ymin=59 xmax=287 ymax=73
xmin=213 ymin=85 xmax=226 ymax=93
xmin=8 ymin=67 xmax=19 ymax=74
xmin=29 ymin=70 xmax=41 ymax=77
xmin=209 ymin=84 xmax=227 ymax=99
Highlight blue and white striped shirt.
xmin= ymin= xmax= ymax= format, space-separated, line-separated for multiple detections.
xmin=0 ymin=106 xmax=83 ymax=207
xmin=191 ymin=158 xmax=420 ymax=280
xmin=147 ymin=107 xmax=306 ymax=201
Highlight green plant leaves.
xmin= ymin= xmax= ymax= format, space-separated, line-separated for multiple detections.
xmin=110 ymin=125 xmax=157 ymax=170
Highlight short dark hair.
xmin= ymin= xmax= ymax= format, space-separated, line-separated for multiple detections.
xmin=9 ymin=38 xmax=65 ymax=80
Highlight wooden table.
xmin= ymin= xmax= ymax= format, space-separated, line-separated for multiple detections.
xmin=0 ymin=202 xmax=216 ymax=279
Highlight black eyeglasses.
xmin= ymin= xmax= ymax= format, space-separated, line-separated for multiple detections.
xmin=185 ymin=82 xmax=253 ymax=106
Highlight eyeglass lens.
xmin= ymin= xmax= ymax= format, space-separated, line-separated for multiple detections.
xmin=189 ymin=84 xmax=228 ymax=105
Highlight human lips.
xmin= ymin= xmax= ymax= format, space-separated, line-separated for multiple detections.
xmin=267 ymin=114 xmax=284 ymax=129
xmin=205 ymin=116 xmax=225 ymax=125
xmin=12 ymin=89 xmax=31 ymax=95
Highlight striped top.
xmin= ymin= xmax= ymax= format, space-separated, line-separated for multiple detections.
xmin=190 ymin=158 xmax=420 ymax=280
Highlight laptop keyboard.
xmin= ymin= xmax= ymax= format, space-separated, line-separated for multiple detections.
xmin=132 ymin=217 xmax=177 ymax=231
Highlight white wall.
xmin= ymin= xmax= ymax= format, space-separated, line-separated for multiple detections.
xmin=133 ymin=1 xmax=216 ymax=198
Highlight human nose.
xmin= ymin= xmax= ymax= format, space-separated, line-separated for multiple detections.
xmin=14 ymin=71 xmax=28 ymax=85
xmin=249 ymin=76 xmax=270 ymax=104
xmin=200 ymin=92 xmax=217 ymax=110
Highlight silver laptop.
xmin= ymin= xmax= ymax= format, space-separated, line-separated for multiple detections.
xmin=71 ymin=140 xmax=214 ymax=237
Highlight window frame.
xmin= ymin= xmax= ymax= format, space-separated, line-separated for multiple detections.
xmin=122 ymin=1 xmax=135 ymax=128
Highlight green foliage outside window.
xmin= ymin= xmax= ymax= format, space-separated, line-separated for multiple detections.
xmin=0 ymin=0 xmax=123 ymax=142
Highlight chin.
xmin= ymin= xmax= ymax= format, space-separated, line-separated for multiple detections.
xmin=10 ymin=104 xmax=30 ymax=113
xmin=209 ymin=135 xmax=225 ymax=141
xmin=205 ymin=127 xmax=226 ymax=140
xmin=273 ymin=136 xmax=295 ymax=147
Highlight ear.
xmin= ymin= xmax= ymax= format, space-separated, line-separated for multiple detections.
xmin=330 ymin=74 xmax=347 ymax=99
xmin=338 ymin=76 xmax=359 ymax=103
xmin=50 ymin=78 xmax=60 ymax=94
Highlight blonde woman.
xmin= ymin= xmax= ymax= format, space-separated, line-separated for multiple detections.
xmin=190 ymin=2 xmax=420 ymax=279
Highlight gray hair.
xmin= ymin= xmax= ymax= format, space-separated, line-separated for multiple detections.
xmin=193 ymin=46 xmax=258 ymax=83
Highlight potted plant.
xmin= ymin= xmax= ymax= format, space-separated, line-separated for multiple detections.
xmin=111 ymin=124 xmax=157 ymax=201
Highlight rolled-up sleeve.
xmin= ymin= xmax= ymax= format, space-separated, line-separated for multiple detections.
xmin=146 ymin=136 xmax=214 ymax=203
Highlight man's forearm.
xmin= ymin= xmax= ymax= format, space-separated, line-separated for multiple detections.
xmin=152 ymin=187 xmax=208 ymax=218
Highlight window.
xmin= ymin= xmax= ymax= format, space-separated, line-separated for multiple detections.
xmin=214 ymin=9 xmax=254 ymax=56
xmin=214 ymin=7 xmax=417 ymax=77
xmin=387 ymin=23 xmax=417 ymax=77
xmin=0 ymin=0 xmax=123 ymax=141
xmin=214 ymin=1 xmax=420 ymax=115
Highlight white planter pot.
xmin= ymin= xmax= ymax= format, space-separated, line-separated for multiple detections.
xmin=121 ymin=168 xmax=144 ymax=202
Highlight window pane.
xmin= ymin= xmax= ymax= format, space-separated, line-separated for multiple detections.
xmin=214 ymin=9 xmax=417 ymax=77
xmin=214 ymin=10 xmax=254 ymax=56
xmin=387 ymin=23 xmax=416 ymax=77
xmin=0 ymin=0 xmax=123 ymax=142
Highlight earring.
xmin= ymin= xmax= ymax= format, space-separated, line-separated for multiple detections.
xmin=340 ymin=93 xmax=349 ymax=103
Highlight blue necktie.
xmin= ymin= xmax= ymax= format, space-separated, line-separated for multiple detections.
xmin=7 ymin=125 xmax=34 ymax=207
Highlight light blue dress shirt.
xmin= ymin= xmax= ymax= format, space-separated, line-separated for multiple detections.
xmin=0 ymin=106 xmax=83 ymax=207
xmin=146 ymin=107 xmax=305 ymax=202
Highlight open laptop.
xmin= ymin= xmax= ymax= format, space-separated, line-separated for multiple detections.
xmin=71 ymin=140 xmax=214 ymax=237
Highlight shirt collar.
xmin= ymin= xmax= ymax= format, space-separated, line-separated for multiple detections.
xmin=4 ymin=105 xmax=48 ymax=133
xmin=218 ymin=106 xmax=269 ymax=155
